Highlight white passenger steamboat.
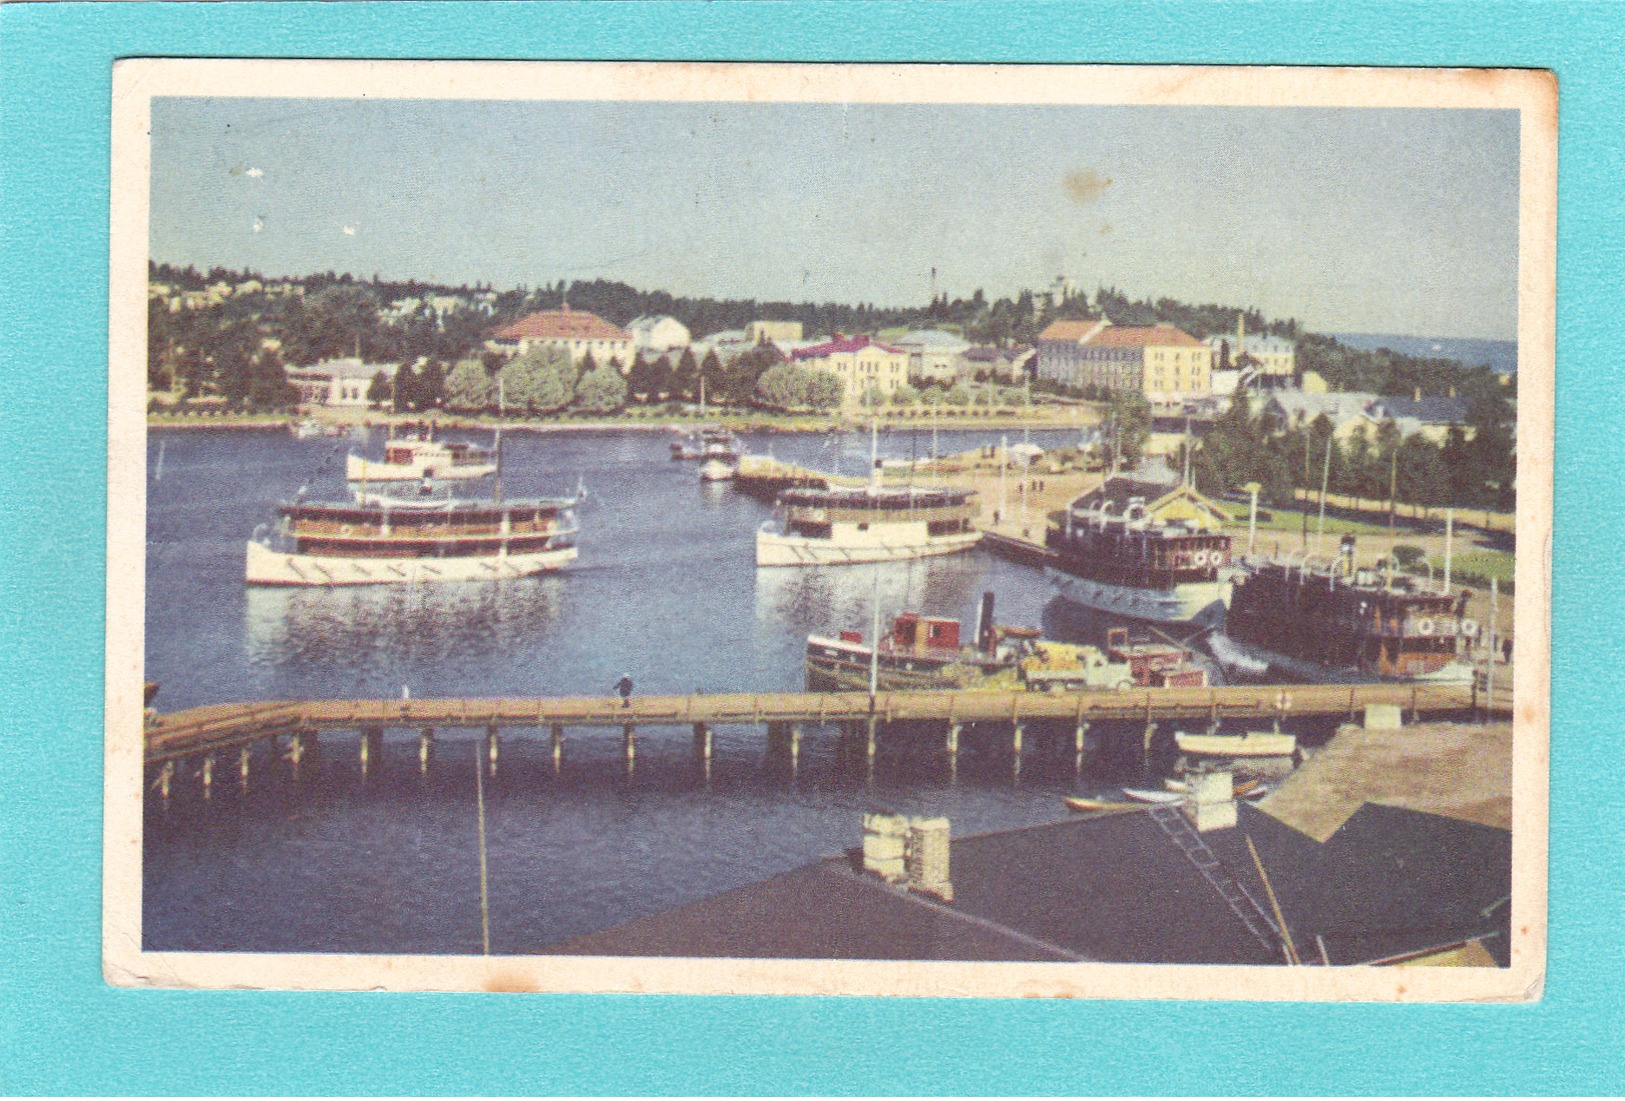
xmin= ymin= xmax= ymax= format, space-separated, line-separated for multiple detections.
xmin=756 ymin=483 xmax=979 ymax=566
xmin=245 ymin=482 xmax=578 ymax=586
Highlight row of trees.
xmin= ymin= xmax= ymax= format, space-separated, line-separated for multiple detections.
xmin=1191 ymin=392 xmax=1515 ymax=513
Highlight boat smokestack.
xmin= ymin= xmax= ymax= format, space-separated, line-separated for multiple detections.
xmin=975 ymin=591 xmax=997 ymax=655
xmin=1339 ymin=533 xmax=1356 ymax=575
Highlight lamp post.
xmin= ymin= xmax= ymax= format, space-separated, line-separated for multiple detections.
xmin=1242 ymin=481 xmax=1261 ymax=558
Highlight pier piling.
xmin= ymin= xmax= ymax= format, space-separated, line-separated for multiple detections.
xmin=360 ymin=726 xmax=383 ymax=777
xmin=551 ymin=723 xmax=565 ymax=774
xmin=200 ymin=753 xmax=214 ymax=800
xmin=238 ymin=745 xmax=251 ymax=788
xmin=485 ymin=724 xmax=500 ymax=777
xmin=1142 ymin=722 xmax=1159 ymax=779
xmin=622 ymin=723 xmax=636 ymax=772
xmin=1073 ymin=719 xmax=1091 ymax=776
xmin=418 ymin=727 xmax=434 ymax=774
xmin=945 ymin=721 xmax=961 ymax=778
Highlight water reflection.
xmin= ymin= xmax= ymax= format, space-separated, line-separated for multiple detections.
xmin=244 ymin=577 xmax=564 ymax=670
xmin=753 ymin=555 xmax=991 ymax=644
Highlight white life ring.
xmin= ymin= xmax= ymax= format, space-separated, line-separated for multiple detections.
xmin=1212 ymin=550 xmax=1227 ymax=567
xmin=1415 ymin=617 xmax=1435 ymax=636
xmin=1461 ymin=618 xmax=1479 ymax=638
xmin=1192 ymin=550 xmax=1209 ymax=567
xmin=340 ymin=524 xmax=355 ymax=536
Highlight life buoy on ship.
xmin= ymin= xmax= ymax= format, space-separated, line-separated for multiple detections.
xmin=1415 ymin=618 xmax=1435 ymax=636
xmin=1461 ymin=618 xmax=1479 ymax=638
xmin=340 ymin=524 xmax=354 ymax=536
xmin=1212 ymin=551 xmax=1227 ymax=567
xmin=1192 ymin=550 xmax=1209 ymax=567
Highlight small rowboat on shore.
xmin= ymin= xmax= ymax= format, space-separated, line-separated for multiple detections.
xmin=1062 ymin=796 xmax=1143 ymax=814
xmin=1119 ymin=787 xmax=1184 ymax=805
xmin=1164 ymin=777 xmax=1267 ymax=799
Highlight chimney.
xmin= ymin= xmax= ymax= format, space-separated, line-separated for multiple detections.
xmin=1449 ymin=384 xmax=1456 ymax=399
xmin=1414 ymin=386 xmax=1421 ymax=401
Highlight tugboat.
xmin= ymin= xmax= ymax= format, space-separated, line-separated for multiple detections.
xmin=1046 ymin=467 xmax=1235 ymax=625
xmin=806 ymin=593 xmax=1132 ymax=691
xmin=1218 ymin=535 xmax=1475 ymax=683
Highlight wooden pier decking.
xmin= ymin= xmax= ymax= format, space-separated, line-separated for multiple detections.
xmin=144 ymin=681 xmax=1500 ymax=767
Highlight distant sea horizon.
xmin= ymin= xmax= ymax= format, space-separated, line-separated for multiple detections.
xmin=1331 ymin=332 xmax=1517 ymax=375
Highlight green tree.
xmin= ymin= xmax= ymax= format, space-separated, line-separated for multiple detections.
xmin=1102 ymin=390 xmax=1151 ymax=466
xmin=626 ymin=353 xmax=656 ymax=403
xmin=574 ymin=363 xmax=629 ymax=413
xmin=945 ymin=385 xmax=972 ymax=407
xmin=699 ymin=349 xmax=725 ymax=403
xmin=443 ymin=358 xmax=496 ymax=412
xmin=418 ymin=360 xmax=446 ymax=410
xmin=755 ymin=363 xmax=807 ymax=410
xmin=805 ymin=370 xmax=845 ymax=412
xmin=671 ymin=348 xmax=700 ymax=401
xmin=725 ymin=344 xmax=783 ymax=404
xmin=366 ymin=369 xmax=393 ymax=408
xmin=501 ymin=346 xmax=574 ymax=415
xmin=892 ymin=384 xmax=921 ymax=406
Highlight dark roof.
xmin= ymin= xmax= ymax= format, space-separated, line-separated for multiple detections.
xmin=548 ymin=859 xmax=1074 ymax=962
xmin=541 ymin=802 xmax=1510 ymax=967
xmin=1369 ymin=395 xmax=1469 ymax=425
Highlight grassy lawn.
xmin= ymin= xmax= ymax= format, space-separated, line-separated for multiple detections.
xmin=1416 ymin=549 xmax=1516 ymax=593
xmin=1229 ymin=506 xmax=1394 ymax=537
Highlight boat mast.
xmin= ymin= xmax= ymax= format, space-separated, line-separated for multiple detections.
xmin=869 ymin=416 xmax=880 ymax=492
xmin=869 ymin=564 xmax=882 ymax=696
xmin=494 ymin=375 xmax=504 ymax=505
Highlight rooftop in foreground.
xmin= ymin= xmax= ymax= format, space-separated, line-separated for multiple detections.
xmin=545 ymin=722 xmax=1513 ymax=967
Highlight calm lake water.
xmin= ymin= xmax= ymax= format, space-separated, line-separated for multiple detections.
xmin=143 ymin=424 xmax=1249 ymax=955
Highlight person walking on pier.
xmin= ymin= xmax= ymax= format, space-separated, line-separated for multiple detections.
xmin=616 ymin=673 xmax=634 ymax=708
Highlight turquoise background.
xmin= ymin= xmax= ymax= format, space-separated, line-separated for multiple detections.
xmin=0 ymin=2 xmax=1616 ymax=1093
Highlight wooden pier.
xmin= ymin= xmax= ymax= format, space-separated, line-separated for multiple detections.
xmin=145 ymin=681 xmax=1498 ymax=769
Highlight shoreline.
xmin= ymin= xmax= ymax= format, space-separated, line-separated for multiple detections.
xmin=147 ymin=410 xmax=1102 ymax=435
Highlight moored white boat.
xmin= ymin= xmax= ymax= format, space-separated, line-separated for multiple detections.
xmin=1174 ymin=730 xmax=1299 ymax=759
xmin=699 ymin=457 xmax=737 ymax=482
xmin=756 ymin=484 xmax=980 ymax=567
xmin=346 ymin=434 xmax=496 ymax=482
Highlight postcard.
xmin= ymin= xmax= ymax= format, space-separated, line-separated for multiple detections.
xmin=106 ymin=59 xmax=1553 ymax=1000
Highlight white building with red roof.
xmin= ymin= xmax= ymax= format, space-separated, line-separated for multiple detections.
xmin=1038 ymin=320 xmax=1211 ymax=401
xmin=486 ymin=307 xmax=635 ymax=369
xmin=789 ymin=334 xmax=909 ymax=407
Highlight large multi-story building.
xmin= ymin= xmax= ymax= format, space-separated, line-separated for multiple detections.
xmin=1205 ymin=333 xmax=1296 ymax=381
xmin=790 ymin=334 xmax=909 ymax=407
xmin=486 ymin=308 xmax=635 ymax=369
xmin=1038 ymin=320 xmax=1211 ymax=401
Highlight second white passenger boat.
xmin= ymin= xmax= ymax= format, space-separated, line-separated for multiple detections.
xmin=756 ymin=484 xmax=980 ymax=566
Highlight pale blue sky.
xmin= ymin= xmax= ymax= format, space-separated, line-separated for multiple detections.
xmin=150 ymin=98 xmax=1520 ymax=339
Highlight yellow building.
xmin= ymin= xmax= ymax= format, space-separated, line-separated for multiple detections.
xmin=1040 ymin=322 xmax=1211 ymax=401
xmin=790 ymin=334 xmax=909 ymax=407
xmin=745 ymin=319 xmax=804 ymax=344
